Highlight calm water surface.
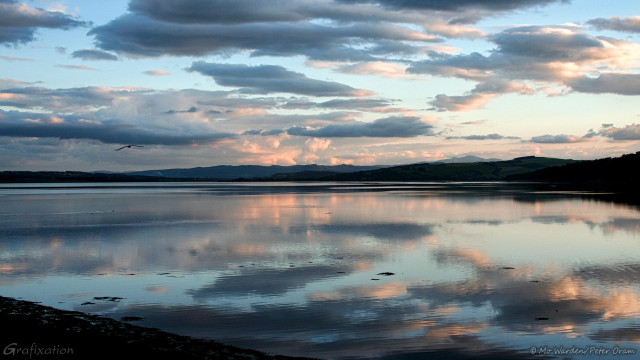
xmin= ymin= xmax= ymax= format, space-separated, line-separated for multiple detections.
xmin=1 ymin=182 xmax=640 ymax=359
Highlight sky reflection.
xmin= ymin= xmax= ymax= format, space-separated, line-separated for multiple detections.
xmin=0 ymin=183 xmax=639 ymax=359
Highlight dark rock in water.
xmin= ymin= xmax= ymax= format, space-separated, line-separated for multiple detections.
xmin=502 ymin=267 xmax=515 ymax=270
xmin=377 ymin=272 xmax=395 ymax=276
xmin=535 ymin=317 xmax=550 ymax=320
xmin=371 ymin=278 xmax=380 ymax=281
xmin=121 ymin=316 xmax=144 ymax=322
xmin=81 ymin=302 xmax=95 ymax=305
xmin=94 ymin=297 xmax=123 ymax=302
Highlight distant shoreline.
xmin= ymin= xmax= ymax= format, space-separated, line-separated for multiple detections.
xmin=0 ymin=295 xmax=318 ymax=360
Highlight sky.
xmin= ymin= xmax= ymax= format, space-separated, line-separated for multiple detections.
xmin=1 ymin=0 xmax=639 ymax=171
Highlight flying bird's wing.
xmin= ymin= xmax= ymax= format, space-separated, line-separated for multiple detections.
xmin=115 ymin=145 xmax=143 ymax=151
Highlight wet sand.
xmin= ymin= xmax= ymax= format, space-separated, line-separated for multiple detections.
xmin=0 ymin=296 xmax=319 ymax=360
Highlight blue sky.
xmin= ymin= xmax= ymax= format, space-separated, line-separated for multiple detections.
xmin=1 ymin=0 xmax=639 ymax=171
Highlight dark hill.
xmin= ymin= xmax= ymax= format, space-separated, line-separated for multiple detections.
xmin=508 ymin=151 xmax=640 ymax=192
xmin=300 ymin=156 xmax=575 ymax=182
xmin=127 ymin=164 xmax=382 ymax=180
xmin=0 ymin=171 xmax=176 ymax=183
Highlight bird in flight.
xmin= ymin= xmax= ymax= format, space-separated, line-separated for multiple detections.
xmin=115 ymin=145 xmax=144 ymax=151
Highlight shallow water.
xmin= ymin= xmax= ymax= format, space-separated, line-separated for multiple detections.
xmin=1 ymin=182 xmax=639 ymax=359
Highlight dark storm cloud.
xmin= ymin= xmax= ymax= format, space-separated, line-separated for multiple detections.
xmin=0 ymin=110 xmax=236 ymax=146
xmin=588 ymin=16 xmax=640 ymax=33
xmin=446 ymin=133 xmax=519 ymax=140
xmin=0 ymin=0 xmax=88 ymax=44
xmin=287 ymin=116 xmax=434 ymax=138
xmin=89 ymin=14 xmax=437 ymax=60
xmin=71 ymin=49 xmax=118 ymax=61
xmin=187 ymin=62 xmax=372 ymax=97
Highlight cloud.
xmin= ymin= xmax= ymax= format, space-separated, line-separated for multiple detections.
xmin=71 ymin=49 xmax=118 ymax=61
xmin=0 ymin=55 xmax=33 ymax=61
xmin=0 ymin=0 xmax=87 ymax=44
xmin=447 ymin=133 xmax=520 ymax=141
xmin=337 ymin=0 xmax=567 ymax=12
xmin=0 ymin=110 xmax=236 ymax=146
xmin=127 ymin=0 xmax=309 ymax=24
xmin=599 ymin=124 xmax=640 ymax=141
xmin=568 ymin=73 xmax=640 ymax=95
xmin=287 ymin=116 xmax=434 ymax=138
xmin=529 ymin=134 xmax=593 ymax=143
xmin=0 ymin=78 xmax=38 ymax=90
xmin=409 ymin=25 xmax=640 ymax=110
xmin=55 ymin=64 xmax=99 ymax=71
xmin=304 ymin=138 xmax=332 ymax=153
xmin=337 ymin=61 xmax=410 ymax=78
xmin=89 ymin=13 xmax=438 ymax=61
xmin=461 ymin=120 xmax=487 ymax=125
xmin=163 ymin=106 xmax=198 ymax=115
xmin=429 ymin=93 xmax=495 ymax=112
xmin=143 ymin=70 xmax=171 ymax=76
xmin=187 ymin=62 xmax=372 ymax=97
xmin=0 ymin=85 xmax=120 ymax=111
xmin=281 ymin=98 xmax=408 ymax=113
xmin=588 ymin=16 xmax=640 ymax=33
xmin=428 ymin=79 xmax=534 ymax=111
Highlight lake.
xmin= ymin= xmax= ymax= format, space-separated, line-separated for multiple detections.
xmin=1 ymin=182 xmax=639 ymax=359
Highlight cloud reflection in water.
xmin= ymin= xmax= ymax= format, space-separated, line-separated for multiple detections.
xmin=0 ymin=183 xmax=639 ymax=358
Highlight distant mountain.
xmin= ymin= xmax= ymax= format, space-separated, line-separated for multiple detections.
xmin=126 ymin=164 xmax=383 ymax=180
xmin=285 ymin=156 xmax=577 ymax=182
xmin=430 ymin=155 xmax=503 ymax=164
xmin=0 ymin=171 xmax=174 ymax=183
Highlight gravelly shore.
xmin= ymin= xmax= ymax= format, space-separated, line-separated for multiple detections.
xmin=0 ymin=296 xmax=319 ymax=360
